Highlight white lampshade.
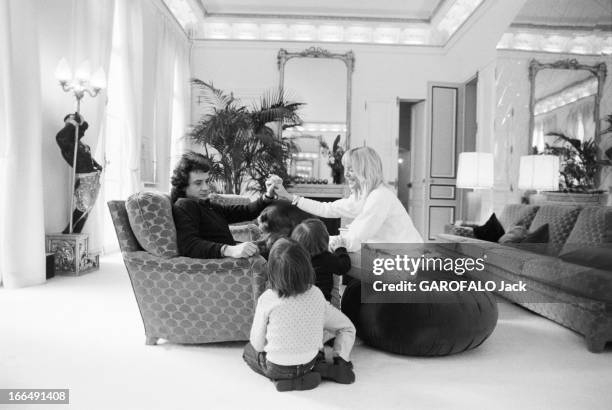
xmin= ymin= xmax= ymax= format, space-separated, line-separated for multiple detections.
xmin=456 ymin=152 xmax=494 ymax=189
xmin=54 ymin=58 xmax=72 ymax=82
xmin=75 ymin=60 xmax=91 ymax=82
xmin=90 ymin=67 xmax=107 ymax=89
xmin=518 ymin=155 xmax=559 ymax=191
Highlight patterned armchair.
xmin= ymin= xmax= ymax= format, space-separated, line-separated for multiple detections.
xmin=107 ymin=193 xmax=267 ymax=346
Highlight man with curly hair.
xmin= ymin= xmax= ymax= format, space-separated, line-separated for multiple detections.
xmin=171 ymin=151 xmax=276 ymax=259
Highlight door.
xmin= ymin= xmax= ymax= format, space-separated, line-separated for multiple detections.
xmin=422 ymin=83 xmax=464 ymax=241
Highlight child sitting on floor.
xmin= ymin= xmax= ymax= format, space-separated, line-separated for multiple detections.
xmin=243 ymin=238 xmax=356 ymax=392
xmin=291 ymin=218 xmax=351 ymax=302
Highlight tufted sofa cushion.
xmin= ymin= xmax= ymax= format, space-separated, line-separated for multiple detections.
xmin=561 ymin=206 xmax=612 ymax=250
xmin=126 ymin=191 xmax=178 ymax=258
xmin=498 ymin=204 xmax=540 ymax=231
xmin=529 ymin=205 xmax=581 ymax=256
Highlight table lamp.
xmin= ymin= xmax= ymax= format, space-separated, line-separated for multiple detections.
xmin=518 ymin=155 xmax=559 ymax=204
xmin=456 ymin=152 xmax=494 ymax=223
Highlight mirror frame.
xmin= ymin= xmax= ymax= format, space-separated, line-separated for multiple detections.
xmin=278 ymin=47 xmax=355 ymax=149
xmin=528 ymin=58 xmax=607 ymax=153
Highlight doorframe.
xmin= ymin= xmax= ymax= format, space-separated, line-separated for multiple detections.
xmin=396 ymin=98 xmax=424 ymax=208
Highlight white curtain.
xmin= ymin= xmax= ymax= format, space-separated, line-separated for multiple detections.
xmin=169 ymin=29 xmax=192 ymax=185
xmin=112 ymin=0 xmax=145 ymax=198
xmin=149 ymin=12 xmax=181 ymax=193
xmin=0 ymin=0 xmax=46 ymax=288
xmin=69 ymin=0 xmax=116 ymax=254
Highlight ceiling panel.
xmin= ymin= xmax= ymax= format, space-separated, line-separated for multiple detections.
xmin=513 ymin=0 xmax=612 ymax=28
xmin=200 ymin=0 xmax=445 ymax=20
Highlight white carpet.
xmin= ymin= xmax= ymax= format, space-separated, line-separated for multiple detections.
xmin=1 ymin=253 xmax=610 ymax=410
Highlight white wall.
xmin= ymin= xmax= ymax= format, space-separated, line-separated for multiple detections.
xmin=488 ymin=51 xmax=612 ymax=212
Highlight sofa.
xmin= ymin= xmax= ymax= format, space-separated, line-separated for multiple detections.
xmin=438 ymin=204 xmax=612 ymax=353
xmin=108 ymin=192 xmax=267 ymax=346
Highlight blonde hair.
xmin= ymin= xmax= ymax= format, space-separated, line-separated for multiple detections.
xmin=341 ymin=146 xmax=384 ymax=197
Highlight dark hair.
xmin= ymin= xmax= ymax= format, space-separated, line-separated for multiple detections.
xmin=258 ymin=202 xmax=310 ymax=236
xmin=256 ymin=203 xmax=312 ymax=258
xmin=267 ymin=238 xmax=315 ymax=298
xmin=170 ymin=151 xmax=211 ymax=203
xmin=291 ymin=218 xmax=329 ymax=256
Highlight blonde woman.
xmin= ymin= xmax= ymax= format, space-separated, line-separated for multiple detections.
xmin=275 ymin=147 xmax=423 ymax=252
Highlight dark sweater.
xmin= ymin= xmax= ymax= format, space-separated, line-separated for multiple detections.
xmin=312 ymin=247 xmax=351 ymax=301
xmin=172 ymin=196 xmax=268 ymax=259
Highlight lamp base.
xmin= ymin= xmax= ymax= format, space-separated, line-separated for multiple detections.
xmin=465 ymin=190 xmax=482 ymax=223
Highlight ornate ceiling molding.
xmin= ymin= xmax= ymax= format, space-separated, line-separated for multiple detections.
xmin=170 ymin=0 xmax=485 ymax=47
xmin=497 ymin=28 xmax=612 ymax=55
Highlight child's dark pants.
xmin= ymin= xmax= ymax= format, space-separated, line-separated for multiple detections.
xmin=243 ymin=343 xmax=317 ymax=380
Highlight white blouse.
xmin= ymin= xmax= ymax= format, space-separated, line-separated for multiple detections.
xmin=297 ymin=185 xmax=423 ymax=252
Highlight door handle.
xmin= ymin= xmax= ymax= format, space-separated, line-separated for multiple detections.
xmin=407 ymin=183 xmax=412 ymax=188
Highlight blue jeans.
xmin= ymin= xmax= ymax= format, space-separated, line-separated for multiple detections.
xmin=243 ymin=343 xmax=317 ymax=381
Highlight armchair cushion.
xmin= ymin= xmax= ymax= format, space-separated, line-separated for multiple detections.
xmin=126 ymin=191 xmax=178 ymax=258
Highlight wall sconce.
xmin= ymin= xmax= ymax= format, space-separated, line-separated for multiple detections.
xmin=518 ymin=155 xmax=559 ymax=204
xmin=55 ymin=58 xmax=106 ymax=234
xmin=457 ymin=152 xmax=494 ymax=223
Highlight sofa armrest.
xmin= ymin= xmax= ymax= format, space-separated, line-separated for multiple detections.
xmin=444 ymin=224 xmax=475 ymax=238
xmin=230 ymin=223 xmax=263 ymax=242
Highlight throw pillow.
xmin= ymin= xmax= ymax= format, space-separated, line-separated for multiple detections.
xmin=126 ymin=191 xmax=179 ymax=258
xmin=506 ymin=224 xmax=549 ymax=254
xmin=529 ymin=206 xmax=581 ymax=256
xmin=473 ymin=213 xmax=505 ymax=242
xmin=514 ymin=206 xmax=539 ymax=229
xmin=498 ymin=225 xmax=528 ymax=243
xmin=523 ymin=223 xmax=549 ymax=243
xmin=559 ymin=245 xmax=612 ymax=270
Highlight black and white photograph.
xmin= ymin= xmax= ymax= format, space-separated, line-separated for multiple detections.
xmin=1 ymin=0 xmax=611 ymax=409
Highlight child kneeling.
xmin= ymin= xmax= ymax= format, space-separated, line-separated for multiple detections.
xmin=243 ymin=238 xmax=356 ymax=392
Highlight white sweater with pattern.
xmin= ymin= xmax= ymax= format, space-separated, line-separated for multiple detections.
xmin=249 ymin=286 xmax=355 ymax=366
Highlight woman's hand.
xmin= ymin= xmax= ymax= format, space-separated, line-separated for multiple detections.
xmin=274 ymin=183 xmax=293 ymax=201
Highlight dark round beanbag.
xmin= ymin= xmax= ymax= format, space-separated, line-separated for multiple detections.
xmin=341 ymin=276 xmax=498 ymax=356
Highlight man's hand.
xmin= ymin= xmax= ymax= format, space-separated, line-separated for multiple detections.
xmin=264 ymin=179 xmax=276 ymax=199
xmin=223 ymin=242 xmax=258 ymax=258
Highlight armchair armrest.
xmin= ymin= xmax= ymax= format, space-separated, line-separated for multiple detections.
xmin=122 ymin=251 xmax=267 ymax=305
xmin=230 ymin=223 xmax=263 ymax=242
xmin=444 ymin=224 xmax=475 ymax=238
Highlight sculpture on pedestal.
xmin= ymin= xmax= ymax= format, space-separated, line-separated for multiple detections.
xmin=56 ymin=113 xmax=103 ymax=233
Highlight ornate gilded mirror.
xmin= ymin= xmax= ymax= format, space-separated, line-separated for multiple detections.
xmin=278 ymin=47 xmax=354 ymax=183
xmin=528 ymin=59 xmax=607 ymax=153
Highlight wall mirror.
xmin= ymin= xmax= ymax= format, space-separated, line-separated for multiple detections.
xmin=278 ymin=47 xmax=354 ymax=183
xmin=528 ymin=58 xmax=607 ymax=153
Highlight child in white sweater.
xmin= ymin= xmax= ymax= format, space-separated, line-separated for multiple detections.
xmin=243 ymin=238 xmax=356 ymax=392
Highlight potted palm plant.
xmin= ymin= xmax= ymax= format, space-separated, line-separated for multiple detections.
xmin=540 ymin=115 xmax=612 ymax=205
xmin=190 ymin=80 xmax=303 ymax=194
